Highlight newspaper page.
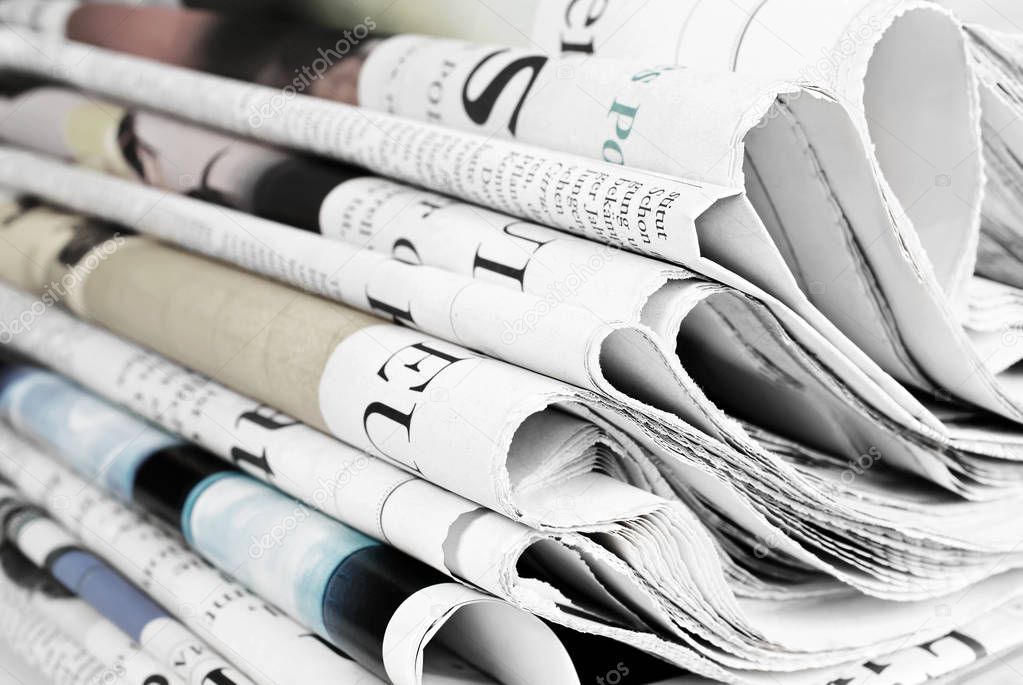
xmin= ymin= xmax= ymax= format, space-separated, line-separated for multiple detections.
xmin=0 ymin=486 xmax=252 ymax=685
xmin=0 ymin=285 xmax=557 ymax=604
xmin=2 ymin=181 xmax=1023 ymax=605
xmin=0 ymin=3 xmax=1021 ymax=685
xmin=0 ymin=194 xmax=998 ymax=606
xmin=1 ymin=585 xmax=183 ymax=685
xmin=650 ymin=596 xmax=1023 ymax=684
xmin=24 ymin=0 xmax=1017 ymax=417
xmin=6 ymin=158 xmax=1023 ymax=674
xmin=0 ymin=4 xmax=969 ymax=400
xmin=8 ymin=424 xmax=1023 ymax=685
xmin=0 ymin=284 xmax=749 ymax=682
xmin=937 ymin=0 xmax=1023 ymax=27
xmin=942 ymin=20 xmax=1023 ymax=290
xmin=0 ymin=1 xmax=817 ymax=320
xmin=0 ymin=530 xmax=181 ymax=685
xmin=0 ymin=423 xmax=737 ymax=682
xmin=0 ymin=554 xmax=124 ymax=685
xmin=0 ymin=241 xmax=755 ymax=679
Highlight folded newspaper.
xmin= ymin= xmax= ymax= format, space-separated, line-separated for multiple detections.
xmin=49 ymin=0 xmax=994 ymax=331
xmin=3 ymin=195 xmax=1023 ymax=684
xmin=0 ymin=1 xmax=1022 ymax=684
xmin=0 ymin=32 xmax=1020 ymax=492
xmin=9 ymin=1 xmax=1022 ymax=410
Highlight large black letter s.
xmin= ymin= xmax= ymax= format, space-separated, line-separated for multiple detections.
xmin=462 ymin=50 xmax=548 ymax=136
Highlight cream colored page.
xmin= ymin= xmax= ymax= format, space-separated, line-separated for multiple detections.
xmin=0 ymin=203 xmax=84 ymax=292
xmin=0 ymin=150 xmax=609 ymax=393
xmin=0 ymin=203 xmax=662 ymax=524
xmin=75 ymin=239 xmax=378 ymax=430
xmin=0 ymin=207 xmax=379 ymax=431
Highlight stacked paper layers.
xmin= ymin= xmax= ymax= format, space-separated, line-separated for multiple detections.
xmin=0 ymin=0 xmax=1019 ymax=684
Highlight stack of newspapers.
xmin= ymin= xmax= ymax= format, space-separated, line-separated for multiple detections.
xmin=0 ymin=0 xmax=1021 ymax=683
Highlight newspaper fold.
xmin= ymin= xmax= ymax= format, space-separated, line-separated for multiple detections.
xmin=0 ymin=190 xmax=1012 ymax=602
xmin=0 ymin=28 xmax=961 ymax=438
xmin=7 ymin=414 xmax=1023 ymax=685
xmin=0 ymin=415 xmax=743 ymax=682
xmin=0 ymin=3 xmax=1021 ymax=684
xmin=9 ymin=0 xmax=1018 ymax=425
xmin=649 ymin=596 xmax=1023 ymax=684
xmin=0 ymin=25 xmax=907 ymax=406
xmin=0 ymin=87 xmax=957 ymax=474
xmin=349 ymin=31 xmax=1023 ymax=420
xmin=0 ymin=291 xmax=733 ymax=682
xmin=936 ymin=16 xmax=1023 ymax=292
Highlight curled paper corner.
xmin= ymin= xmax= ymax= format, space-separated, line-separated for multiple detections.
xmin=382 ymin=581 xmax=581 ymax=685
